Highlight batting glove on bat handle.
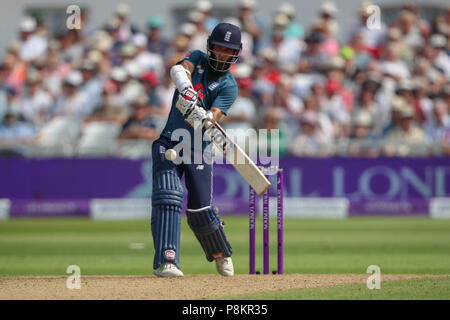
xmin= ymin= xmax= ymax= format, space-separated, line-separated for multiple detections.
xmin=203 ymin=111 xmax=214 ymax=129
xmin=185 ymin=105 xmax=211 ymax=130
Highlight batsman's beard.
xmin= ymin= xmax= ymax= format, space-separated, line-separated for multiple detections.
xmin=207 ymin=48 xmax=239 ymax=72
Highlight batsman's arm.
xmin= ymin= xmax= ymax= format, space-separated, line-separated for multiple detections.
xmin=210 ymin=107 xmax=224 ymax=123
xmin=180 ymin=60 xmax=194 ymax=84
xmin=170 ymin=60 xmax=195 ymax=92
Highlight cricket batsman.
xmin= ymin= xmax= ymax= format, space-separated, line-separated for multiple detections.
xmin=151 ymin=23 xmax=242 ymax=277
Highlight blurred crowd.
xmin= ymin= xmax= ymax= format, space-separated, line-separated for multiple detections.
xmin=0 ymin=0 xmax=449 ymax=158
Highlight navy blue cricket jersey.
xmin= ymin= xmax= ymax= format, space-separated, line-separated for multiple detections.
xmin=160 ymin=50 xmax=238 ymax=151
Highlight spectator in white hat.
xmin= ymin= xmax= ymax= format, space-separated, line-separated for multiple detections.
xmin=385 ymin=101 xmax=425 ymax=145
xmin=348 ymin=110 xmax=380 ymax=157
xmin=390 ymin=9 xmax=423 ymax=49
xmin=290 ymin=110 xmax=331 ymax=157
xmin=114 ymin=3 xmax=139 ymax=43
xmin=132 ymin=33 xmax=164 ymax=78
xmin=18 ymin=16 xmax=48 ymax=62
xmin=53 ymin=70 xmax=90 ymax=118
xmin=187 ymin=10 xmax=210 ymax=51
xmin=385 ymin=27 xmax=414 ymax=65
xmin=428 ymin=34 xmax=450 ymax=78
xmin=104 ymin=66 xmax=129 ymax=111
xmin=395 ymin=80 xmax=427 ymax=124
xmin=276 ymin=2 xmax=304 ymax=40
xmin=350 ymin=110 xmax=374 ymax=137
xmin=19 ymin=68 xmax=53 ymax=128
xmin=318 ymin=1 xmax=339 ymax=37
xmin=378 ymin=44 xmax=411 ymax=81
xmin=102 ymin=17 xmax=122 ymax=51
xmin=118 ymin=43 xmax=138 ymax=65
xmin=122 ymin=62 xmax=146 ymax=106
xmin=196 ymin=0 xmax=219 ymax=33
xmin=352 ymin=83 xmax=384 ymax=136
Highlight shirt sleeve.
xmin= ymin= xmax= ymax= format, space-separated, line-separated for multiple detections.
xmin=212 ymin=85 xmax=238 ymax=116
xmin=180 ymin=50 xmax=204 ymax=67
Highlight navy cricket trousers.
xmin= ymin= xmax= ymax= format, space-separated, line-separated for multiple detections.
xmin=151 ymin=135 xmax=213 ymax=209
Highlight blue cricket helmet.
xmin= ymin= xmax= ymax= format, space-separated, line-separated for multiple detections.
xmin=207 ymin=22 xmax=242 ymax=72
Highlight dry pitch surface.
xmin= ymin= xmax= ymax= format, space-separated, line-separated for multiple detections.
xmin=0 ymin=274 xmax=441 ymax=300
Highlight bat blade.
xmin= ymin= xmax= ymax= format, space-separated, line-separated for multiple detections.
xmin=205 ymin=122 xmax=271 ymax=195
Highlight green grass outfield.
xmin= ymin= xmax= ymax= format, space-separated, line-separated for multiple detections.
xmin=223 ymin=277 xmax=450 ymax=300
xmin=0 ymin=217 xmax=449 ymax=299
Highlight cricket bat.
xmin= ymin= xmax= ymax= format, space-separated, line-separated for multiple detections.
xmin=204 ymin=122 xmax=271 ymax=195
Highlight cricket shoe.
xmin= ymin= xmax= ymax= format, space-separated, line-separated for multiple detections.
xmin=215 ymin=256 xmax=234 ymax=276
xmin=153 ymin=262 xmax=184 ymax=278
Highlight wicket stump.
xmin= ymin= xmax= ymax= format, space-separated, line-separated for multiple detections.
xmin=249 ymin=166 xmax=284 ymax=275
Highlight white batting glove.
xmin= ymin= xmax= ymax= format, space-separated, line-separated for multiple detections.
xmin=203 ymin=111 xmax=214 ymax=129
xmin=175 ymin=87 xmax=198 ymax=115
xmin=185 ymin=105 xmax=209 ymax=130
